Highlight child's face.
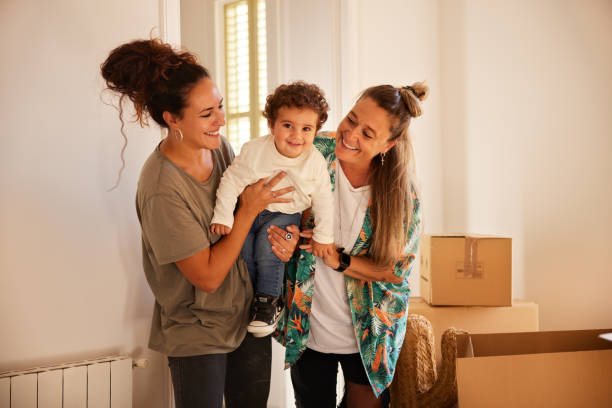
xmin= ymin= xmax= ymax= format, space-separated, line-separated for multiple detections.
xmin=271 ymin=107 xmax=318 ymax=158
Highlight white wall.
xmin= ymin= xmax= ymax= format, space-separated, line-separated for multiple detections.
xmin=439 ymin=0 xmax=612 ymax=330
xmin=0 ymin=1 xmax=169 ymax=407
xmin=273 ymin=0 xmax=344 ymax=127
xmin=181 ymin=0 xmax=216 ymax=77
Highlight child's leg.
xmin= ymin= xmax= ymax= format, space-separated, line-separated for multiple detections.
xmin=247 ymin=211 xmax=300 ymax=337
xmin=253 ymin=211 xmax=302 ymax=297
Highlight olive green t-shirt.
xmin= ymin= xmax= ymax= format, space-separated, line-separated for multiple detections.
xmin=136 ymin=137 xmax=252 ymax=356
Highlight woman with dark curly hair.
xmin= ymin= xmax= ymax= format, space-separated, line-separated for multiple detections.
xmin=211 ymin=81 xmax=336 ymax=338
xmin=274 ymin=83 xmax=428 ymax=407
xmin=100 ymin=38 xmax=298 ymax=408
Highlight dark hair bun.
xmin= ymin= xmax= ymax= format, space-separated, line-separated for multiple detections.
xmin=100 ymin=39 xmax=210 ymax=189
xmin=100 ymin=38 xmax=208 ymax=127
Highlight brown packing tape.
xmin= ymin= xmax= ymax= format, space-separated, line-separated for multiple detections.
xmin=458 ymin=237 xmax=481 ymax=279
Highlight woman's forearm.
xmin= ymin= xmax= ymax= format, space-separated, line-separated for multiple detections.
xmin=345 ymin=256 xmax=399 ymax=283
xmin=325 ymin=251 xmax=400 ymax=283
xmin=175 ymin=205 xmax=256 ymax=293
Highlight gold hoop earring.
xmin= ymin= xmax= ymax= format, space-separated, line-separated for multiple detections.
xmin=175 ymin=129 xmax=184 ymax=142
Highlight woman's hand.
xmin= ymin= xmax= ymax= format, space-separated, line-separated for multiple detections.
xmin=239 ymin=172 xmax=294 ymax=218
xmin=375 ymin=264 xmax=403 ymax=284
xmin=268 ymin=225 xmax=300 ymax=262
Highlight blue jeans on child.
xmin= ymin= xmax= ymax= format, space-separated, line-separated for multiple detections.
xmin=241 ymin=209 xmax=301 ymax=297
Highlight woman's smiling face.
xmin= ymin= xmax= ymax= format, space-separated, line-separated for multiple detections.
xmin=171 ymin=77 xmax=226 ymax=150
xmin=335 ymin=97 xmax=396 ymax=168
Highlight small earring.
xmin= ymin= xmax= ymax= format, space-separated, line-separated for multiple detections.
xmin=175 ymin=129 xmax=184 ymax=142
xmin=381 ymin=152 xmax=386 ymax=166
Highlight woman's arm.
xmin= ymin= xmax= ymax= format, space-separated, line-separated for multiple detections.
xmin=329 ymin=202 xmax=421 ymax=284
xmin=298 ymin=229 xmax=403 ymax=284
xmin=176 ymin=173 xmax=294 ymax=293
xmin=324 ymin=249 xmax=404 ymax=284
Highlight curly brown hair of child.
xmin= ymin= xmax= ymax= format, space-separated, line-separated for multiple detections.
xmin=263 ymin=81 xmax=329 ymax=131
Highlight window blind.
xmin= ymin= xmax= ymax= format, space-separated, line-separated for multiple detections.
xmin=224 ymin=0 xmax=267 ymax=152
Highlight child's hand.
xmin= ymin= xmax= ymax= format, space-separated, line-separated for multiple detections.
xmin=312 ymin=240 xmax=336 ymax=259
xmin=211 ymin=223 xmax=232 ymax=235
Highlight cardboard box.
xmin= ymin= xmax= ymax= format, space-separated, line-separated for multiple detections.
xmin=420 ymin=234 xmax=512 ymax=306
xmin=456 ymin=329 xmax=612 ymax=407
xmin=408 ymin=297 xmax=538 ymax=365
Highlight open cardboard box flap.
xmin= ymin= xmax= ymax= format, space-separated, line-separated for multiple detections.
xmin=457 ymin=328 xmax=612 ymax=358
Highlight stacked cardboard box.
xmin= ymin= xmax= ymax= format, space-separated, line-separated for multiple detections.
xmin=412 ymin=235 xmax=611 ymax=405
xmin=408 ymin=297 xmax=539 ymax=365
xmin=419 ymin=234 xmax=512 ymax=306
xmin=413 ymin=234 xmax=530 ymax=360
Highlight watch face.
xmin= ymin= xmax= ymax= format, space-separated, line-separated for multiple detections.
xmin=336 ymin=252 xmax=350 ymax=272
xmin=341 ymin=253 xmax=351 ymax=266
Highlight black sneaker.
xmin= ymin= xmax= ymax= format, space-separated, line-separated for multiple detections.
xmin=247 ymin=293 xmax=282 ymax=337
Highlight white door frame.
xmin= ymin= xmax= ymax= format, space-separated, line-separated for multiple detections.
xmin=160 ymin=0 xmax=181 ymax=47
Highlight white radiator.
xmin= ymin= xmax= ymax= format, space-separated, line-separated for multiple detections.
xmin=0 ymin=356 xmax=132 ymax=408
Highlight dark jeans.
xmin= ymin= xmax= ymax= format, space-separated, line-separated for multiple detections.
xmin=168 ymin=333 xmax=271 ymax=408
xmin=241 ymin=209 xmax=301 ymax=297
xmin=290 ymin=348 xmax=390 ymax=408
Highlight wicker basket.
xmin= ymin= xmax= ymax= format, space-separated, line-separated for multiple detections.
xmin=390 ymin=314 xmax=467 ymax=408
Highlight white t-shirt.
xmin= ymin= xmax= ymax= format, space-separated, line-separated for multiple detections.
xmin=308 ymin=161 xmax=370 ymax=354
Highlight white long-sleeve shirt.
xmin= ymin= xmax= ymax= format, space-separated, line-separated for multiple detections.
xmin=211 ymin=134 xmax=334 ymax=244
